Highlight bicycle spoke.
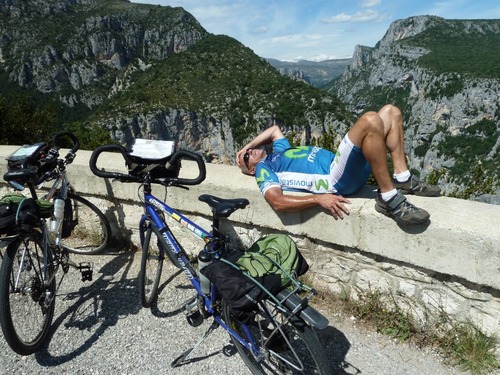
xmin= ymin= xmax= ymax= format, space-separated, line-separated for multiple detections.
xmin=0 ymin=234 xmax=56 ymax=355
xmin=222 ymin=299 xmax=329 ymax=374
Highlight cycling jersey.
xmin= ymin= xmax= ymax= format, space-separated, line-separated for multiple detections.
xmin=255 ymin=136 xmax=371 ymax=196
xmin=255 ymin=138 xmax=336 ymax=195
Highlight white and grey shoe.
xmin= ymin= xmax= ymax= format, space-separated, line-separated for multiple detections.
xmin=375 ymin=191 xmax=430 ymax=225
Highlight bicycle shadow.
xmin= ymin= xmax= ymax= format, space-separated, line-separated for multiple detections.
xmin=149 ymin=268 xmax=192 ymax=319
xmin=318 ymin=325 xmax=362 ymax=375
xmin=34 ymin=250 xmax=140 ymax=366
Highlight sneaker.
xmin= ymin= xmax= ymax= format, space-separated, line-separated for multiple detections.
xmin=392 ymin=174 xmax=441 ymax=197
xmin=375 ymin=191 xmax=430 ymax=225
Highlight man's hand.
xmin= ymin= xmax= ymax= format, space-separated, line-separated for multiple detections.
xmin=264 ymin=188 xmax=351 ymax=220
xmin=236 ymin=125 xmax=284 ymax=167
xmin=315 ymin=194 xmax=351 ymax=220
xmin=236 ymin=147 xmax=249 ymax=167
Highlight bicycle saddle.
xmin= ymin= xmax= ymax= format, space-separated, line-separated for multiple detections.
xmin=199 ymin=195 xmax=249 ymax=218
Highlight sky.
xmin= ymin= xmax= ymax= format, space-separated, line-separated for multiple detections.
xmin=131 ymin=0 xmax=500 ymax=62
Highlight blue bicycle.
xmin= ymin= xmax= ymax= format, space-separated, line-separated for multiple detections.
xmin=89 ymin=143 xmax=330 ymax=374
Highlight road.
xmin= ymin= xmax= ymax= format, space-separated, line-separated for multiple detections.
xmin=0 ymin=249 xmax=475 ymax=375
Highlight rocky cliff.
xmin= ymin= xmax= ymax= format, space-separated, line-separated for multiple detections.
xmin=1 ymin=4 xmax=498 ymax=201
xmin=329 ymin=16 xmax=500 ymax=201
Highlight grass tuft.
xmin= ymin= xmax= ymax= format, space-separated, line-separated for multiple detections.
xmin=309 ymin=284 xmax=500 ymax=375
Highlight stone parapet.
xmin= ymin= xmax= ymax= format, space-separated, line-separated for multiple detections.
xmin=1 ymin=146 xmax=499 ymax=339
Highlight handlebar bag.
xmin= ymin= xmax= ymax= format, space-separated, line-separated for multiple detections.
xmin=5 ymin=142 xmax=53 ymax=184
xmin=125 ymin=139 xmax=181 ymax=179
xmin=125 ymin=154 xmax=181 ymax=179
xmin=6 ymin=143 xmax=47 ymax=170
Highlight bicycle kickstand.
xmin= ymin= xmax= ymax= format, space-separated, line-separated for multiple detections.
xmin=170 ymin=321 xmax=218 ymax=368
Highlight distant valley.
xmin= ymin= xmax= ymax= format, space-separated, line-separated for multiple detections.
xmin=265 ymin=58 xmax=351 ymax=87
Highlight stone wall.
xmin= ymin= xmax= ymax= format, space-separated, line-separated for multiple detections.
xmin=1 ymin=146 xmax=499 ymax=343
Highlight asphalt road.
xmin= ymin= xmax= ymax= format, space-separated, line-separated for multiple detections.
xmin=0 ymin=249 xmax=477 ymax=375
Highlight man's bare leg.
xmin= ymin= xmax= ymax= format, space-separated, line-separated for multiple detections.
xmin=346 ymin=110 xmax=395 ymax=193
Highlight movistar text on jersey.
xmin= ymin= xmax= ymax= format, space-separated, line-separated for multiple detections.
xmin=280 ymin=179 xmax=313 ymax=187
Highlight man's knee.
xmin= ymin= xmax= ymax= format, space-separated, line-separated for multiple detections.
xmin=359 ymin=111 xmax=384 ymax=132
xmin=378 ymin=104 xmax=402 ymax=119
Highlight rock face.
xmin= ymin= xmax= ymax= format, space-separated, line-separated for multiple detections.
xmin=0 ymin=0 xmax=351 ymax=165
xmin=266 ymin=58 xmax=352 ymax=87
xmin=0 ymin=0 xmax=207 ymax=108
xmin=330 ymin=16 xmax=500 ymax=201
xmin=109 ymin=109 xmax=236 ymax=164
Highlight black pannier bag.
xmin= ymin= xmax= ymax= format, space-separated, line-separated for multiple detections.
xmin=201 ymin=251 xmax=282 ymax=314
xmin=0 ymin=194 xmax=41 ymax=235
xmin=201 ymin=234 xmax=309 ymax=314
xmin=0 ymin=199 xmax=18 ymax=234
xmin=61 ymin=197 xmax=75 ymax=238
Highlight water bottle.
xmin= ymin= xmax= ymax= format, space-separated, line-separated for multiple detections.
xmin=198 ymin=250 xmax=212 ymax=295
xmin=50 ymin=198 xmax=65 ymax=232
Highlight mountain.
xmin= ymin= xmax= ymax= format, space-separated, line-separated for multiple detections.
xmin=327 ymin=16 xmax=500 ymax=202
xmin=265 ymin=58 xmax=351 ymax=87
xmin=0 ymin=0 xmax=352 ymax=164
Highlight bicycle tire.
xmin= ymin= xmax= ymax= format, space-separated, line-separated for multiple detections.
xmin=139 ymin=222 xmax=164 ymax=308
xmin=222 ymin=299 xmax=330 ymax=374
xmin=0 ymin=233 xmax=56 ymax=355
xmin=61 ymin=193 xmax=111 ymax=255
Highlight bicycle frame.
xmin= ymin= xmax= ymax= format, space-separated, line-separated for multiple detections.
xmin=140 ymin=190 xmax=211 ymax=295
xmin=139 ymin=188 xmax=264 ymax=355
xmin=7 ymin=137 xmax=86 ymax=308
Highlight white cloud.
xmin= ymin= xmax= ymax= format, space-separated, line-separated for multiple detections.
xmin=259 ymin=33 xmax=323 ymax=47
xmin=254 ymin=26 xmax=268 ymax=34
xmin=130 ymin=0 xmax=500 ymax=61
xmin=360 ymin=0 xmax=381 ymax=8
xmin=321 ymin=9 xmax=382 ymax=23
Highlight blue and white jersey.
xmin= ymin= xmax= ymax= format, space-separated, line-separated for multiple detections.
xmin=255 ymin=138 xmax=336 ymax=195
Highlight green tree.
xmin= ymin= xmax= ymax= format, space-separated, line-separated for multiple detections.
xmin=0 ymin=94 xmax=57 ymax=145
xmin=64 ymin=122 xmax=114 ymax=151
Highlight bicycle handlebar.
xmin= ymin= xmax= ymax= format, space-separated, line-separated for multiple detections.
xmin=3 ymin=131 xmax=81 ymax=187
xmin=52 ymin=131 xmax=80 ymax=156
xmin=89 ymin=144 xmax=206 ymax=186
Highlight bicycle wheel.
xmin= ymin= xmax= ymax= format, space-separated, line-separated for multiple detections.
xmin=139 ymin=222 xmax=164 ymax=307
xmin=0 ymin=233 xmax=56 ymax=355
xmin=61 ymin=193 xmax=111 ymax=255
xmin=222 ymin=299 xmax=330 ymax=374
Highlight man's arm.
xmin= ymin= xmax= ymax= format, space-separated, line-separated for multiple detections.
xmin=236 ymin=125 xmax=284 ymax=167
xmin=264 ymin=187 xmax=351 ymax=220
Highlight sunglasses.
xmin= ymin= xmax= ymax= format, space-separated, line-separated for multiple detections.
xmin=243 ymin=149 xmax=251 ymax=169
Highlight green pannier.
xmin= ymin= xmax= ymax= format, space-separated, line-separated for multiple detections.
xmin=236 ymin=233 xmax=309 ymax=287
xmin=201 ymin=234 xmax=310 ymax=314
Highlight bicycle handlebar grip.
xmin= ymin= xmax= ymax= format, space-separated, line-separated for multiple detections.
xmin=89 ymin=144 xmax=138 ymax=181
xmin=166 ymin=150 xmax=206 ymax=186
xmin=52 ymin=131 xmax=80 ymax=154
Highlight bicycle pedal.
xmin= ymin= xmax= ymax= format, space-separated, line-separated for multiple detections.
xmin=186 ymin=310 xmax=203 ymax=327
xmin=78 ymin=262 xmax=93 ymax=282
